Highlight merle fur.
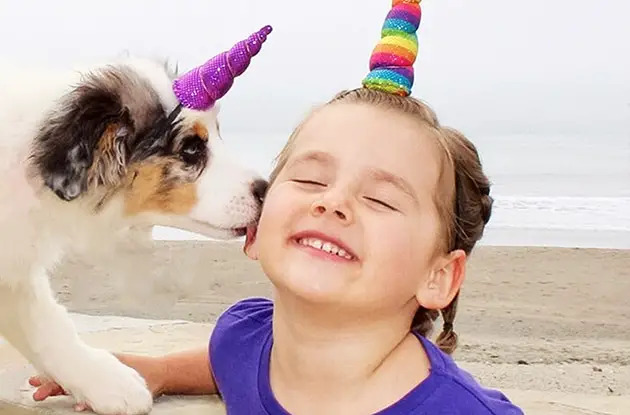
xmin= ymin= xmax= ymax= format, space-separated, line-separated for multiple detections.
xmin=30 ymin=65 xmax=204 ymax=202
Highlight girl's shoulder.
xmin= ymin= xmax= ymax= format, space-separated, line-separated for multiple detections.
xmin=210 ymin=297 xmax=274 ymax=358
xmin=414 ymin=334 xmax=524 ymax=415
xmin=209 ymin=298 xmax=274 ymax=393
xmin=213 ymin=297 xmax=274 ymax=341
xmin=208 ymin=299 xmax=274 ymax=410
xmin=220 ymin=297 xmax=274 ymax=323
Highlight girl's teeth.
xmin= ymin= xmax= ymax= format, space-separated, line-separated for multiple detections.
xmin=298 ymin=238 xmax=352 ymax=259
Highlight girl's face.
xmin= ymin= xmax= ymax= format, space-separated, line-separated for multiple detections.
xmin=248 ymin=103 xmax=465 ymax=319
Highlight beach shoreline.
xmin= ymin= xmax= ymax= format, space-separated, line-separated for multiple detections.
xmin=152 ymin=225 xmax=630 ymax=251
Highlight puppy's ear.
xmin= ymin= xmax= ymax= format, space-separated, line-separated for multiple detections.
xmin=162 ymin=58 xmax=179 ymax=79
xmin=31 ymin=72 xmax=134 ymax=201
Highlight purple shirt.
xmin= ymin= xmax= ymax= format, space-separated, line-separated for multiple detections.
xmin=210 ymin=298 xmax=524 ymax=414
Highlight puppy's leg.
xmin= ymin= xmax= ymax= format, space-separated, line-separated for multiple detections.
xmin=0 ymin=286 xmax=39 ymax=363
xmin=0 ymin=286 xmax=57 ymax=389
xmin=3 ymin=270 xmax=153 ymax=415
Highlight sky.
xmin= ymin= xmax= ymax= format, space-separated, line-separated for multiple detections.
xmin=0 ymin=0 xmax=628 ymax=138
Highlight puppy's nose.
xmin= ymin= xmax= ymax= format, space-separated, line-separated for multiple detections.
xmin=251 ymin=179 xmax=268 ymax=205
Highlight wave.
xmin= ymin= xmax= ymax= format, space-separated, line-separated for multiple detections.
xmin=488 ymin=196 xmax=630 ymax=231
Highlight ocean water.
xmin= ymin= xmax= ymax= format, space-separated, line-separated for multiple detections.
xmin=153 ymin=133 xmax=630 ymax=249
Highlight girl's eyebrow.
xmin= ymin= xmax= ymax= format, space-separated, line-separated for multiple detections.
xmin=286 ymin=150 xmax=335 ymax=169
xmin=366 ymin=167 xmax=417 ymax=202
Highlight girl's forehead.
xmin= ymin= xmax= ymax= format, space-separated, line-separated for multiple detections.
xmin=295 ymin=104 xmax=441 ymax=162
xmin=287 ymin=105 xmax=443 ymax=195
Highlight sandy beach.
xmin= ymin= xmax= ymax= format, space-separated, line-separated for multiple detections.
xmin=40 ymin=241 xmax=629 ymax=410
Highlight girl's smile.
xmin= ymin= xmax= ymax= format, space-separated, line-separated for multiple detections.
xmin=291 ymin=229 xmax=358 ymax=262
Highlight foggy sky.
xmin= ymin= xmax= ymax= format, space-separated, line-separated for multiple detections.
xmin=1 ymin=0 xmax=628 ymax=138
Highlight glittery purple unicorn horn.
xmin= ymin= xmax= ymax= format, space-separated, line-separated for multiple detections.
xmin=172 ymin=25 xmax=273 ymax=111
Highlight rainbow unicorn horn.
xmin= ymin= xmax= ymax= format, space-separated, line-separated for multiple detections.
xmin=362 ymin=0 xmax=421 ymax=96
xmin=172 ymin=25 xmax=273 ymax=111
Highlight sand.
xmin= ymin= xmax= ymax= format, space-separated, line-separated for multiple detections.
xmin=26 ymin=242 xmax=630 ymax=412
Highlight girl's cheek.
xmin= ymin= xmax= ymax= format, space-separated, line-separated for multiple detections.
xmin=257 ymin=188 xmax=296 ymax=238
xmin=374 ymin=223 xmax=419 ymax=268
xmin=259 ymin=189 xmax=285 ymax=217
xmin=266 ymin=187 xmax=304 ymax=217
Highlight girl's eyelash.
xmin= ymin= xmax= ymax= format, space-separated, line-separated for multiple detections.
xmin=365 ymin=197 xmax=397 ymax=211
xmin=292 ymin=179 xmax=326 ymax=186
xmin=291 ymin=180 xmax=397 ymax=211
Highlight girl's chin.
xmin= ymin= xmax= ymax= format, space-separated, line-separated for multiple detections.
xmin=271 ymin=273 xmax=351 ymax=304
xmin=260 ymin=245 xmax=359 ymax=304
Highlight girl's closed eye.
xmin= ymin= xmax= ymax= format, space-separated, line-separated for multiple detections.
xmin=292 ymin=178 xmax=327 ymax=187
xmin=363 ymin=194 xmax=400 ymax=212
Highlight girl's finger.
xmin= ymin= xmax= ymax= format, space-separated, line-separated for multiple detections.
xmin=28 ymin=376 xmax=44 ymax=387
xmin=74 ymin=402 xmax=89 ymax=412
xmin=32 ymin=383 xmax=65 ymax=401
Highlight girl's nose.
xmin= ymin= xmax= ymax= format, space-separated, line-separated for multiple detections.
xmin=310 ymin=191 xmax=353 ymax=224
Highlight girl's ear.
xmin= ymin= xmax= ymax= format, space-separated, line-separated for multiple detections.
xmin=416 ymin=249 xmax=467 ymax=310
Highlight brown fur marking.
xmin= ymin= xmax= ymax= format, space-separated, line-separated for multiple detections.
xmin=192 ymin=122 xmax=209 ymax=141
xmin=123 ymin=159 xmax=198 ymax=216
xmin=88 ymin=123 xmax=126 ymax=188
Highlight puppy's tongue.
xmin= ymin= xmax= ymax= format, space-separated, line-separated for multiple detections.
xmin=243 ymin=224 xmax=257 ymax=255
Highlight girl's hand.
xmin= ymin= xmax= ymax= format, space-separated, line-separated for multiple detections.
xmin=28 ymin=376 xmax=91 ymax=412
xmin=28 ymin=353 xmax=167 ymax=411
xmin=28 ymin=374 xmax=66 ymax=399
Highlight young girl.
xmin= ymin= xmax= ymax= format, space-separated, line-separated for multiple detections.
xmin=30 ymin=1 xmax=523 ymax=413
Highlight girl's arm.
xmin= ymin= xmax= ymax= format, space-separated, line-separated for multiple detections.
xmin=157 ymin=346 xmax=217 ymax=395
xmin=30 ymin=346 xmax=217 ymax=403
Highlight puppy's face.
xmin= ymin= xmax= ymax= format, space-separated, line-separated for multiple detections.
xmin=30 ymin=58 xmax=266 ymax=238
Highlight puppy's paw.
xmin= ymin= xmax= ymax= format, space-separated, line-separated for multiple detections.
xmin=65 ymin=349 xmax=153 ymax=415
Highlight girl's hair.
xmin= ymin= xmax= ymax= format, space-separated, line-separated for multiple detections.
xmin=268 ymin=87 xmax=493 ymax=354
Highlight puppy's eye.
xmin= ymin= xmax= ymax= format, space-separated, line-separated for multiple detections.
xmin=180 ymin=135 xmax=205 ymax=163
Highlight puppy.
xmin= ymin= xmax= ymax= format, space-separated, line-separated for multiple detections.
xmin=0 ymin=56 xmax=266 ymax=414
